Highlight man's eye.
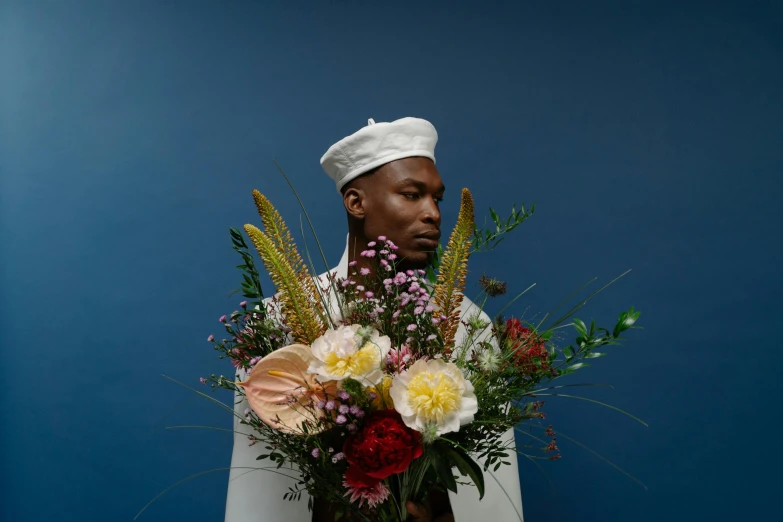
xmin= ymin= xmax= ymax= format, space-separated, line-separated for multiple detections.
xmin=402 ymin=193 xmax=419 ymax=200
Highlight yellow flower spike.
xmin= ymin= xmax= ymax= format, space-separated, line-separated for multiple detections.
xmin=244 ymin=224 xmax=323 ymax=344
xmin=251 ymin=191 xmax=329 ymax=329
xmin=433 ymin=188 xmax=475 ymax=353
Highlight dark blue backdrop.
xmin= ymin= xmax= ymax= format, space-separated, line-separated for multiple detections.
xmin=2 ymin=1 xmax=781 ymax=521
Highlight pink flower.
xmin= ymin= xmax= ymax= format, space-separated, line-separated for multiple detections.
xmin=378 ymin=236 xmax=387 ymax=241
xmin=387 ymin=345 xmax=413 ymax=368
xmin=349 ymin=261 xmax=358 ymax=267
xmin=360 ymin=250 xmax=376 ymax=258
xmin=207 ymin=334 xmax=214 ymax=342
xmin=414 ymin=306 xmax=424 ymax=315
xmin=365 ymin=291 xmax=374 ymax=299
xmin=240 ymin=301 xmax=247 ymax=308
xmin=383 ymin=278 xmax=393 ymax=285
xmin=389 ymin=253 xmax=398 ymax=260
xmin=406 ymin=324 xmax=418 ymax=332
xmin=342 ymin=478 xmax=390 ymax=509
xmin=219 ymin=315 xmax=227 ymax=323
xmin=199 ymin=377 xmax=207 ymax=385
xmin=360 ymin=267 xmax=371 ymax=276
xmin=367 ymin=241 xmax=376 ymax=247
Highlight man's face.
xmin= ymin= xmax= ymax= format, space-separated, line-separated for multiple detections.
xmin=347 ymin=157 xmax=444 ymax=268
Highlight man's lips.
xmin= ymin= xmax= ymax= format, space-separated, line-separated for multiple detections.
xmin=414 ymin=231 xmax=441 ymax=241
xmin=413 ymin=231 xmax=441 ymax=248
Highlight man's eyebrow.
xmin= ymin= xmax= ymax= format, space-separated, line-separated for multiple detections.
xmin=394 ymin=177 xmax=446 ymax=193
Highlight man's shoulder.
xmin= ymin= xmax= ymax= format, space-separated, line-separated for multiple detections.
xmin=458 ymin=293 xmax=492 ymax=322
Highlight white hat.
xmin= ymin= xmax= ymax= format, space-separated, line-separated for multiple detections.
xmin=320 ymin=117 xmax=438 ymax=192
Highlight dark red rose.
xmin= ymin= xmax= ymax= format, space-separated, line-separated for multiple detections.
xmin=343 ymin=410 xmax=423 ymax=487
xmin=506 ymin=318 xmax=550 ymax=374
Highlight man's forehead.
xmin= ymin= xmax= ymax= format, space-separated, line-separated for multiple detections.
xmin=378 ymin=159 xmax=445 ymax=191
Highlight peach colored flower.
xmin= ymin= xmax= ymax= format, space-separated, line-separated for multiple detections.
xmin=237 ymin=344 xmax=338 ymax=435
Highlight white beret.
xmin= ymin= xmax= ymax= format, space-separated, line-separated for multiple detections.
xmin=320 ymin=117 xmax=438 ymax=192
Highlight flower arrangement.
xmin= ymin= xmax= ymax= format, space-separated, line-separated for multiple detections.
xmin=191 ymin=187 xmax=641 ymax=521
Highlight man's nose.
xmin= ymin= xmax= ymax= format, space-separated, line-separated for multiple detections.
xmin=422 ymin=196 xmax=441 ymax=226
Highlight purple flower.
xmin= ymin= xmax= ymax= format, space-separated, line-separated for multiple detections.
xmin=341 ymin=279 xmax=351 ymax=287
xmin=325 ymin=400 xmax=336 ymax=411
xmin=426 ymin=334 xmax=438 ymax=341
xmin=355 ymin=409 xmax=365 ymax=418
xmin=332 ymin=452 xmax=345 ymax=462
xmin=219 ymin=315 xmax=227 ymax=323
xmin=207 ymin=334 xmax=214 ymax=342
xmin=349 ymin=261 xmax=358 ymax=267
xmin=418 ymin=269 xmax=426 ymax=275
xmin=350 ymin=405 xmax=362 ymax=415
xmin=316 ymin=400 xmax=326 ymax=409
xmin=240 ymin=300 xmax=247 ymax=308
xmin=347 ymin=423 xmax=358 ymax=433
xmin=367 ymin=241 xmax=376 ymax=247
xmin=200 ymin=377 xmax=207 ymax=385
xmin=406 ymin=270 xmax=415 ymax=277
xmin=380 ymin=259 xmax=389 ymax=267
xmin=339 ymin=404 xmax=350 ymax=414
xmin=392 ymin=310 xmax=401 ymax=319
xmin=440 ymin=314 xmax=448 ymax=321
xmin=414 ymin=306 xmax=424 ymax=315
xmin=389 ymin=253 xmax=398 ymax=260
xmin=360 ymin=267 xmax=371 ymax=276
xmin=432 ymin=318 xmax=440 ymax=325
xmin=375 ymin=306 xmax=385 ymax=314
xmin=406 ymin=324 xmax=418 ymax=332
xmin=360 ymin=250 xmax=376 ymax=258
xmin=365 ymin=291 xmax=375 ymax=299
xmin=425 ymin=305 xmax=435 ymax=312
xmin=338 ymin=390 xmax=351 ymax=401
xmin=383 ymin=278 xmax=393 ymax=285
xmin=336 ymin=414 xmax=347 ymax=424
xmin=408 ymin=283 xmax=420 ymax=292
xmin=311 ymin=448 xmax=321 ymax=458
xmin=378 ymin=236 xmax=387 ymax=241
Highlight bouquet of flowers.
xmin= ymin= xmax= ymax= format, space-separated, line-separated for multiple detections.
xmin=200 ymin=187 xmax=640 ymax=521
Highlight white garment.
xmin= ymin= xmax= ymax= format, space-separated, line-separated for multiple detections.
xmin=225 ymin=242 xmax=524 ymax=522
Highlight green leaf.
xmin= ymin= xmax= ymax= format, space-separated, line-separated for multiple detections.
xmin=444 ymin=446 xmax=485 ymax=499
xmin=585 ymin=352 xmax=606 ymax=358
xmin=563 ymin=346 xmax=574 ymax=361
xmin=567 ymin=362 xmax=589 ymax=371
xmin=432 ymin=448 xmax=458 ymax=493
xmin=573 ymin=318 xmax=587 ymax=337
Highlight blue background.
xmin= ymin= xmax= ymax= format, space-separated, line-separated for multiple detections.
xmin=2 ymin=1 xmax=781 ymax=521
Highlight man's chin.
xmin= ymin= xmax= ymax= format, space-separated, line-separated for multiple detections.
xmin=395 ymin=249 xmax=433 ymax=271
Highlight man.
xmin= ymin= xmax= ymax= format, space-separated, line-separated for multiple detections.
xmin=225 ymin=117 xmax=524 ymax=522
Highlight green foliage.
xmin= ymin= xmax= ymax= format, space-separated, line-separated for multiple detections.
xmin=472 ymin=203 xmax=535 ymax=254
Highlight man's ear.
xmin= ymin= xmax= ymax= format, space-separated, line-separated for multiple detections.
xmin=343 ymin=186 xmax=366 ymax=220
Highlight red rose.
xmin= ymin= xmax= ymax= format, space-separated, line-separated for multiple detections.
xmin=506 ymin=318 xmax=549 ymax=374
xmin=343 ymin=410 xmax=423 ymax=487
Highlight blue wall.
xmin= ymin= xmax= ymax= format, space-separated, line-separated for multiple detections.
xmin=2 ymin=2 xmax=781 ymax=521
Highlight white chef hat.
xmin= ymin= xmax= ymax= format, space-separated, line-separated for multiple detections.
xmin=320 ymin=117 xmax=438 ymax=192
